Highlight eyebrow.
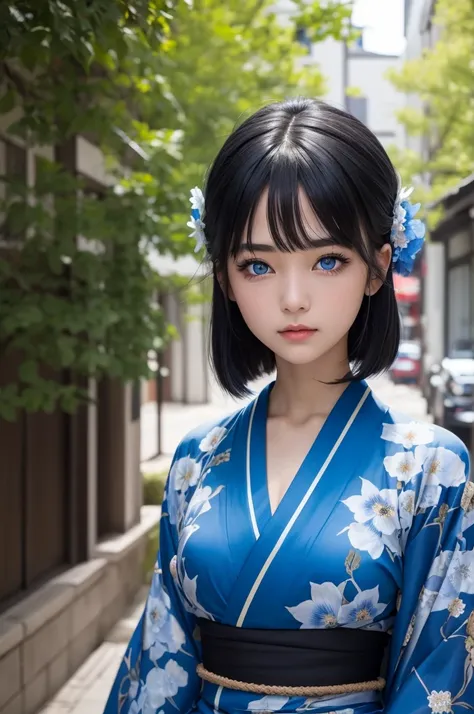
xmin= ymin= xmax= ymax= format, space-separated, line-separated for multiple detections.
xmin=238 ymin=237 xmax=339 ymax=253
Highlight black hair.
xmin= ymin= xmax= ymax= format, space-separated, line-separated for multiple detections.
xmin=203 ymin=97 xmax=400 ymax=398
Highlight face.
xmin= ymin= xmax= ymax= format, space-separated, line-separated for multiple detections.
xmin=226 ymin=189 xmax=391 ymax=374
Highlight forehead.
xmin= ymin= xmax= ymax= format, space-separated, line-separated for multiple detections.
xmin=249 ymin=186 xmax=331 ymax=244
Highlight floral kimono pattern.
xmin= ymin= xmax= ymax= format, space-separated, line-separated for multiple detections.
xmin=103 ymin=380 xmax=474 ymax=714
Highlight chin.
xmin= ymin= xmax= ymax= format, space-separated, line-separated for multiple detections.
xmin=273 ymin=345 xmax=330 ymax=365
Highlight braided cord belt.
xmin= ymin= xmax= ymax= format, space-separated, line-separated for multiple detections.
xmin=196 ymin=664 xmax=385 ymax=696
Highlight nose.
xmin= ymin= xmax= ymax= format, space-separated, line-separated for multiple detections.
xmin=280 ymin=271 xmax=311 ymax=314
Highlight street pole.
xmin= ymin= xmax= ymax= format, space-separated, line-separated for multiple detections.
xmin=155 ymin=349 xmax=163 ymax=457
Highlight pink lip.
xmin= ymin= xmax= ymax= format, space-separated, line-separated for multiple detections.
xmin=279 ymin=325 xmax=317 ymax=341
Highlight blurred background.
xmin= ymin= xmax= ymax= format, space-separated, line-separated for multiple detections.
xmin=0 ymin=1 xmax=473 ymax=712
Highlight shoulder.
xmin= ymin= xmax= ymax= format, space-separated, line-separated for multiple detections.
xmin=381 ymin=406 xmax=469 ymax=462
xmin=169 ymin=396 xmax=257 ymax=484
xmin=173 ymin=404 xmax=245 ymax=460
xmin=164 ymin=401 xmax=252 ymax=519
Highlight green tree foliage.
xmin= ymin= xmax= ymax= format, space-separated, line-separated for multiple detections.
xmin=0 ymin=0 xmax=352 ymax=419
xmin=387 ymin=0 xmax=474 ymax=215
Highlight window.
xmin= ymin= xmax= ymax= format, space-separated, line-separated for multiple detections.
xmin=295 ymin=27 xmax=311 ymax=53
xmin=346 ymin=96 xmax=368 ymax=125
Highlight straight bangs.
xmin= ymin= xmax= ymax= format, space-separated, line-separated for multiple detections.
xmin=213 ymin=138 xmax=377 ymax=272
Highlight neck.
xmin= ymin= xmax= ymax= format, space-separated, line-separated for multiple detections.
xmin=269 ymin=338 xmax=351 ymax=422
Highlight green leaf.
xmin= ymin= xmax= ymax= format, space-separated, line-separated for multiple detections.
xmin=0 ymin=384 xmax=19 ymax=421
xmin=0 ymin=0 xmax=348 ymax=414
xmin=0 ymin=90 xmax=16 ymax=113
xmin=57 ymin=336 xmax=76 ymax=367
xmin=19 ymin=360 xmax=39 ymax=384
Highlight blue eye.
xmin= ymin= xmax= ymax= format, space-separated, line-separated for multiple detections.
xmin=319 ymin=256 xmax=337 ymax=271
xmin=248 ymin=261 xmax=270 ymax=276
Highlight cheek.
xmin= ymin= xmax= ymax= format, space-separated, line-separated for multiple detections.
xmin=232 ymin=280 xmax=267 ymax=318
xmin=319 ymin=271 xmax=367 ymax=320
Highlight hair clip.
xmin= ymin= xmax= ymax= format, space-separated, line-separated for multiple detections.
xmin=391 ymin=184 xmax=425 ymax=276
xmin=187 ymin=187 xmax=206 ymax=253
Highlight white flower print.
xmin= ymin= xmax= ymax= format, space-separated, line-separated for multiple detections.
xmin=128 ymin=689 xmax=146 ymax=714
xmin=341 ymin=521 xmax=401 ymax=560
xmin=145 ymin=660 xmax=188 ymax=710
xmin=171 ymin=456 xmax=201 ymax=493
xmin=418 ymin=484 xmax=442 ymax=510
xmin=447 ymin=597 xmax=465 ymax=617
xmin=462 ymin=482 xmax=474 ymax=533
xmin=287 ymin=582 xmax=342 ymax=629
xmin=199 ymin=426 xmax=227 ymax=453
xmin=343 ymin=479 xmax=400 ymax=535
xmin=383 ymin=450 xmax=423 ymax=484
xmin=445 ymin=549 xmax=474 ymax=595
xmin=416 ymin=445 xmax=466 ymax=489
xmin=399 ymin=490 xmax=415 ymax=531
xmin=381 ymin=421 xmax=434 ymax=449
xmin=247 ymin=696 xmax=289 ymax=712
xmin=185 ymin=484 xmax=213 ymax=523
xmin=288 ymin=583 xmax=387 ymax=630
xmin=338 ymin=586 xmax=387 ymax=628
xmin=143 ymin=587 xmax=185 ymax=661
xmin=425 ymin=549 xmax=474 ymax=612
xmin=427 ymin=690 xmax=452 ymax=714
xmin=180 ymin=560 xmax=214 ymax=620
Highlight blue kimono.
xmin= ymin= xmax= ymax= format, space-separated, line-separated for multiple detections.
xmin=104 ymin=380 xmax=474 ymax=714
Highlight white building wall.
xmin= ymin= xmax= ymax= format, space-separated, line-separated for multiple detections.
xmin=403 ymin=0 xmax=433 ymax=154
xmin=423 ymin=242 xmax=445 ymax=367
xmin=273 ymin=2 xmax=405 ymax=150
xmin=167 ymin=293 xmax=185 ymax=402
xmin=348 ymin=55 xmax=405 ymax=149
xmin=309 ymin=38 xmax=345 ymax=108
xmin=185 ymin=301 xmax=208 ymax=404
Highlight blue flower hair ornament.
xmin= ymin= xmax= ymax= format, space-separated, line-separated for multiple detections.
xmin=390 ymin=185 xmax=426 ymax=277
xmin=187 ymin=187 xmax=206 ymax=253
xmin=187 ymin=183 xmax=426 ymax=276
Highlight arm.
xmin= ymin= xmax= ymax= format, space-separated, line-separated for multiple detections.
xmin=384 ymin=440 xmax=474 ymax=714
xmin=104 ymin=455 xmax=201 ymax=714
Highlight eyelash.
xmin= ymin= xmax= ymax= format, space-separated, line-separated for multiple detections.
xmin=235 ymin=252 xmax=350 ymax=279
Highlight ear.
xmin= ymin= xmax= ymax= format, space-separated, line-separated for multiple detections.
xmin=365 ymin=243 xmax=392 ymax=297
xmin=216 ymin=270 xmax=236 ymax=301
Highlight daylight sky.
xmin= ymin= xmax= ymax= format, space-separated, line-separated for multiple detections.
xmin=352 ymin=0 xmax=405 ymax=55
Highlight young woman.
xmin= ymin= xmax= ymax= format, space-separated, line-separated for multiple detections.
xmin=104 ymin=98 xmax=474 ymax=714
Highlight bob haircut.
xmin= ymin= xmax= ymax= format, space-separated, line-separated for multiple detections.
xmin=203 ymin=97 xmax=401 ymax=398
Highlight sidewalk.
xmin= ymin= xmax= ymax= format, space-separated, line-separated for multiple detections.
xmin=140 ymin=375 xmax=269 ymax=473
xmin=38 ymin=590 xmax=148 ymax=714
xmin=39 ymin=376 xmax=430 ymax=713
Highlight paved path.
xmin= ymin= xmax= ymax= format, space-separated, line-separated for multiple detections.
xmin=39 ymin=376 xmax=429 ymax=713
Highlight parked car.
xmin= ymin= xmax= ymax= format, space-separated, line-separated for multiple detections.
xmin=430 ymin=340 xmax=474 ymax=428
xmin=391 ymin=341 xmax=421 ymax=384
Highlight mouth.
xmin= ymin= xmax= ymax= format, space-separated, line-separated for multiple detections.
xmin=278 ymin=325 xmax=317 ymax=342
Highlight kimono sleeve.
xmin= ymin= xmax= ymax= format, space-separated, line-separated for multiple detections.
xmin=103 ymin=450 xmax=201 ymax=714
xmin=384 ymin=438 xmax=474 ymax=714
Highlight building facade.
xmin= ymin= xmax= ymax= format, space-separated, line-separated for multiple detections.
xmin=403 ymin=0 xmax=447 ymax=385
xmin=0 ymin=115 xmax=159 ymax=714
xmin=275 ymin=0 xmax=406 ymax=150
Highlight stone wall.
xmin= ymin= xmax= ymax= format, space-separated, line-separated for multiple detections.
xmin=0 ymin=506 xmax=159 ymax=714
